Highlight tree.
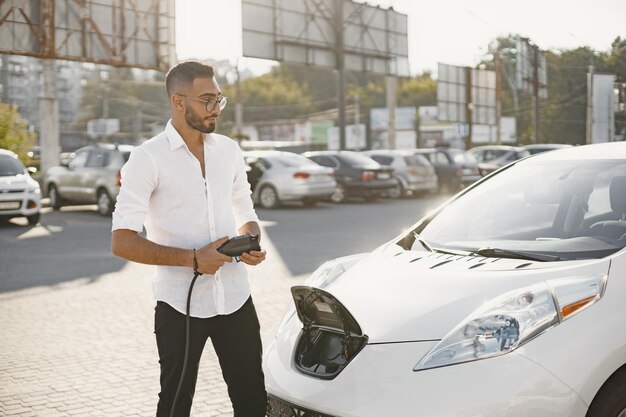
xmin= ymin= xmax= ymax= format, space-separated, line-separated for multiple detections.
xmin=0 ymin=103 xmax=36 ymax=163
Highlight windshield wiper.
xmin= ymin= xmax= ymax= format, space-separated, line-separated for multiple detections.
xmin=413 ymin=232 xmax=433 ymax=252
xmin=472 ymin=247 xmax=560 ymax=262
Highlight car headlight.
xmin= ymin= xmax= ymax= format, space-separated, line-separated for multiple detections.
xmin=414 ymin=273 xmax=607 ymax=371
xmin=274 ymin=254 xmax=365 ymax=338
xmin=26 ymin=186 xmax=41 ymax=194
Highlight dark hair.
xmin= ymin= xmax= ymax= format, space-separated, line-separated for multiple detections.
xmin=165 ymin=61 xmax=215 ymax=97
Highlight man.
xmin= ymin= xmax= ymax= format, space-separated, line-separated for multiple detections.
xmin=111 ymin=61 xmax=267 ymax=417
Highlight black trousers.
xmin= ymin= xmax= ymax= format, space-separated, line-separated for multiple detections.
xmin=154 ymin=297 xmax=267 ymax=417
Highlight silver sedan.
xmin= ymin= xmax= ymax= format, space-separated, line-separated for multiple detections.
xmin=244 ymin=151 xmax=337 ymax=208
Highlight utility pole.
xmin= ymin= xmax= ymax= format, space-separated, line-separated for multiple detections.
xmin=465 ymin=66 xmax=473 ymax=149
xmin=334 ymin=0 xmax=347 ymax=150
xmin=495 ymin=52 xmax=502 ymax=145
xmin=354 ymin=93 xmax=360 ymax=151
xmin=386 ymin=76 xmax=397 ymax=149
xmin=532 ymin=45 xmax=541 ymax=144
xmin=586 ymin=65 xmax=594 ymax=144
xmin=234 ymin=62 xmax=243 ymax=144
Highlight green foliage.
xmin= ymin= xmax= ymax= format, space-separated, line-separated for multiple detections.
xmin=0 ymin=103 xmax=36 ymax=163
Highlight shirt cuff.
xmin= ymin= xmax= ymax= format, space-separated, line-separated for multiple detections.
xmin=111 ymin=212 xmax=145 ymax=233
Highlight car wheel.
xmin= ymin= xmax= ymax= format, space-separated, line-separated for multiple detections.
xmin=330 ymin=185 xmax=345 ymax=203
xmin=97 ymin=189 xmax=114 ymax=216
xmin=586 ymin=366 xmax=626 ymax=417
xmin=26 ymin=213 xmax=40 ymax=226
xmin=259 ymin=185 xmax=280 ymax=209
xmin=48 ymin=185 xmax=63 ymax=210
xmin=387 ymin=180 xmax=404 ymax=199
xmin=302 ymin=197 xmax=317 ymax=207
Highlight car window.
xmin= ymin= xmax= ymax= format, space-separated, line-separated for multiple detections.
xmin=370 ymin=155 xmax=394 ymax=166
xmin=434 ymin=152 xmax=449 ymax=165
xmin=68 ymin=151 xmax=89 ymax=169
xmin=0 ymin=155 xmax=24 ymax=176
xmin=86 ymin=150 xmax=109 ymax=168
xmin=338 ymin=153 xmax=379 ymax=169
xmin=407 ymin=154 xmax=431 ymax=167
xmin=418 ymin=159 xmax=626 ymax=260
xmin=275 ymin=153 xmax=318 ymax=167
xmin=312 ymin=156 xmax=338 ymax=168
xmin=122 ymin=152 xmax=131 ymax=163
xmin=449 ymin=150 xmax=476 ymax=164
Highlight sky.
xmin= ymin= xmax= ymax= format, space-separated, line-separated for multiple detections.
xmin=175 ymin=0 xmax=626 ymax=77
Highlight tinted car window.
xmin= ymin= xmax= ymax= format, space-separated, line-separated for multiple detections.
xmin=86 ymin=150 xmax=109 ymax=168
xmin=370 ymin=155 xmax=394 ymax=166
xmin=338 ymin=153 xmax=379 ymax=169
xmin=0 ymin=155 xmax=24 ymax=176
xmin=312 ymin=156 xmax=337 ymax=168
xmin=122 ymin=152 xmax=131 ymax=163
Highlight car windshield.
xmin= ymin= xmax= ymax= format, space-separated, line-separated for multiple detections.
xmin=338 ymin=152 xmax=380 ymax=168
xmin=274 ymin=153 xmax=318 ymax=167
xmin=417 ymin=158 xmax=626 ymax=260
xmin=0 ymin=155 xmax=25 ymax=176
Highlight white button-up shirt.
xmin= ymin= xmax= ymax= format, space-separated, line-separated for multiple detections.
xmin=112 ymin=120 xmax=259 ymax=318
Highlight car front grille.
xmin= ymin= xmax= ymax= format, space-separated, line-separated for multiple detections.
xmin=267 ymin=395 xmax=335 ymax=417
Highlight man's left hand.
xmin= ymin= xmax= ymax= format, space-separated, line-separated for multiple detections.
xmin=239 ymin=250 xmax=266 ymax=266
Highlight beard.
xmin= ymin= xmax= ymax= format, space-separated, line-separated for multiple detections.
xmin=185 ymin=106 xmax=216 ymax=134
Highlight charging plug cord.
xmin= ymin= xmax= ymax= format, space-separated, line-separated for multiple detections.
xmin=169 ymin=249 xmax=203 ymax=417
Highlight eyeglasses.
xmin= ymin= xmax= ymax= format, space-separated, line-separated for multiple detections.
xmin=177 ymin=94 xmax=228 ymax=112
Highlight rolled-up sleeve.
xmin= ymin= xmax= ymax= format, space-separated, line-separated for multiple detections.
xmin=231 ymin=146 xmax=259 ymax=228
xmin=111 ymin=147 xmax=158 ymax=232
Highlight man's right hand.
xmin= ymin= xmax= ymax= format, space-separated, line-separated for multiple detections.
xmin=195 ymin=236 xmax=233 ymax=275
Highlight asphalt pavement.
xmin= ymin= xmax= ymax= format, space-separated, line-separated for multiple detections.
xmin=0 ymin=195 xmax=449 ymax=416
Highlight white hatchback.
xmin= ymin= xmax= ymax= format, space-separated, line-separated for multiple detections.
xmin=264 ymin=142 xmax=626 ymax=417
xmin=0 ymin=149 xmax=41 ymax=225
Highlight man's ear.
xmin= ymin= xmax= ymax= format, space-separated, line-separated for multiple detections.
xmin=171 ymin=94 xmax=184 ymax=111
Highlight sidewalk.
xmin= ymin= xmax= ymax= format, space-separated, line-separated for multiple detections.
xmin=0 ymin=226 xmax=305 ymax=416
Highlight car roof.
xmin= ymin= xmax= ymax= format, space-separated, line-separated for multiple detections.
xmin=76 ymin=143 xmax=135 ymax=153
xmin=303 ymin=150 xmax=360 ymax=156
xmin=525 ymin=142 xmax=626 ymax=162
xmin=469 ymin=145 xmax=525 ymax=151
xmin=523 ymin=143 xmax=572 ymax=149
xmin=243 ymin=150 xmax=302 ymax=158
xmin=363 ymin=149 xmax=415 ymax=156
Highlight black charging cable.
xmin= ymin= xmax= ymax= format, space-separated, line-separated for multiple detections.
xmin=169 ymin=249 xmax=202 ymax=417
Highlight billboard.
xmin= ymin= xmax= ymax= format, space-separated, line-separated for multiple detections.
xmin=437 ymin=63 xmax=468 ymax=123
xmin=591 ymin=74 xmax=616 ymax=143
xmin=241 ymin=0 xmax=409 ymax=76
xmin=515 ymin=36 xmax=548 ymax=99
xmin=0 ymin=0 xmax=176 ymax=71
xmin=471 ymin=68 xmax=496 ymax=125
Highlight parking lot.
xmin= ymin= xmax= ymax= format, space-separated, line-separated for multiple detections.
xmin=0 ymin=195 xmax=448 ymax=416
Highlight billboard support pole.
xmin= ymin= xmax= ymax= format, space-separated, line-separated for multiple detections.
xmin=465 ymin=66 xmax=473 ymax=149
xmin=40 ymin=59 xmax=59 ymax=186
xmin=335 ymin=0 xmax=346 ymax=151
xmin=532 ymin=45 xmax=541 ymax=144
xmin=495 ymin=52 xmax=502 ymax=145
xmin=386 ymin=75 xmax=397 ymax=149
xmin=586 ymin=65 xmax=594 ymax=145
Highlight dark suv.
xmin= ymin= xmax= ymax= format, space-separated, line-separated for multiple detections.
xmin=44 ymin=144 xmax=134 ymax=215
xmin=412 ymin=148 xmax=481 ymax=193
xmin=303 ymin=151 xmax=396 ymax=203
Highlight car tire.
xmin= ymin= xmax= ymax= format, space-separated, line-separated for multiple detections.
xmin=387 ymin=180 xmax=404 ymax=199
xmin=330 ymin=184 xmax=346 ymax=203
xmin=48 ymin=184 xmax=63 ymax=210
xmin=586 ymin=366 xmax=626 ymax=417
xmin=302 ymin=197 xmax=317 ymax=207
xmin=97 ymin=189 xmax=114 ymax=216
xmin=259 ymin=185 xmax=280 ymax=209
xmin=26 ymin=213 xmax=40 ymax=226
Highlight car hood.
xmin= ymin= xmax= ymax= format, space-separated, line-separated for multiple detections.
xmin=0 ymin=174 xmax=35 ymax=190
xmin=318 ymin=244 xmax=610 ymax=343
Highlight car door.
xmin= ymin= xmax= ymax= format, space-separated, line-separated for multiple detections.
xmin=60 ymin=150 xmax=89 ymax=200
xmin=79 ymin=149 xmax=110 ymax=202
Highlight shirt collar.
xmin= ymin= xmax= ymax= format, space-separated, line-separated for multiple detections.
xmin=165 ymin=119 xmax=215 ymax=151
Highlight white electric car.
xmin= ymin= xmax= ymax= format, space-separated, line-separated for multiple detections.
xmin=264 ymin=142 xmax=626 ymax=417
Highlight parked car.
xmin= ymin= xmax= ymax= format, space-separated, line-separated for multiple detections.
xmin=412 ymin=147 xmax=481 ymax=192
xmin=0 ymin=149 xmax=41 ymax=225
xmin=45 ymin=144 xmax=134 ymax=216
xmin=469 ymin=145 xmax=531 ymax=176
xmin=303 ymin=151 xmax=396 ymax=203
xmin=362 ymin=149 xmax=437 ymax=198
xmin=264 ymin=142 xmax=626 ymax=417
xmin=244 ymin=151 xmax=336 ymax=208
xmin=523 ymin=143 xmax=573 ymax=155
